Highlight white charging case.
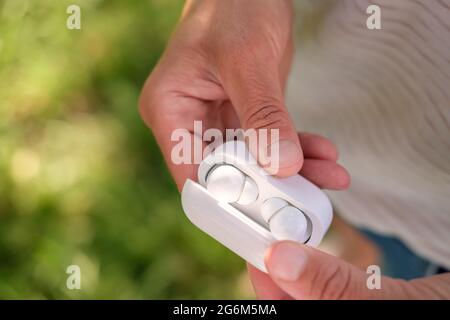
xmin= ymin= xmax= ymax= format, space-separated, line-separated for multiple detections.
xmin=181 ymin=141 xmax=333 ymax=272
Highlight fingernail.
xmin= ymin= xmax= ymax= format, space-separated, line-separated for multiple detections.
xmin=266 ymin=242 xmax=307 ymax=282
xmin=265 ymin=139 xmax=302 ymax=174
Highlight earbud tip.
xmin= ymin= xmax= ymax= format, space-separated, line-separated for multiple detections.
xmin=206 ymin=165 xmax=245 ymax=203
xmin=269 ymin=206 xmax=309 ymax=243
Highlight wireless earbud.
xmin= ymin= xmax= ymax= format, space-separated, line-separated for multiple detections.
xmin=181 ymin=140 xmax=332 ymax=272
xmin=261 ymin=198 xmax=310 ymax=243
xmin=206 ymin=164 xmax=258 ymax=205
xmin=207 ymin=166 xmax=309 ymax=243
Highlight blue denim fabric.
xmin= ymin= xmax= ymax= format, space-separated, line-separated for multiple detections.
xmin=359 ymin=229 xmax=448 ymax=280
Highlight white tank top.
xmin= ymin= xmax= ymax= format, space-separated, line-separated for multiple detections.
xmin=288 ymin=0 xmax=450 ymax=268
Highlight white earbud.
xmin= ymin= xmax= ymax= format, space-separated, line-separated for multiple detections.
xmin=261 ymin=198 xmax=310 ymax=243
xmin=206 ymin=165 xmax=258 ymax=205
xmin=182 ymin=140 xmax=333 ymax=272
xmin=206 ymin=165 xmax=309 ymax=243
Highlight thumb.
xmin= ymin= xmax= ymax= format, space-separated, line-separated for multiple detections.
xmin=219 ymin=56 xmax=303 ymax=177
xmin=265 ymin=241 xmax=411 ymax=299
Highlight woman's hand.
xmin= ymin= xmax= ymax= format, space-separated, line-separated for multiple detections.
xmin=249 ymin=241 xmax=450 ymax=299
xmin=139 ymin=0 xmax=302 ymax=189
xmin=247 ymin=131 xmax=448 ymax=300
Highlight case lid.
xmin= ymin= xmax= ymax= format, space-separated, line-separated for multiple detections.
xmin=181 ymin=179 xmax=276 ymax=272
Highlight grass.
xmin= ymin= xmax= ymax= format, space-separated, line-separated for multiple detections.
xmin=0 ymin=0 xmax=251 ymax=299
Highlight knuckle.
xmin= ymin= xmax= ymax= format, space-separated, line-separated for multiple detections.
xmin=243 ymin=101 xmax=290 ymax=130
xmin=315 ymin=265 xmax=352 ymax=300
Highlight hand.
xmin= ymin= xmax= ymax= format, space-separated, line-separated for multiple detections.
xmin=249 ymin=242 xmax=450 ymax=299
xmin=139 ymin=0 xmax=302 ymax=189
xmin=248 ymin=136 xmax=450 ymax=300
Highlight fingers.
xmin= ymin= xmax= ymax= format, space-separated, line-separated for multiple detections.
xmin=249 ymin=133 xmax=349 ymax=298
xmin=219 ymin=53 xmax=302 ymax=178
xmin=297 ymin=133 xmax=350 ymax=190
xmin=300 ymin=160 xmax=350 ymax=190
xmin=298 ymin=133 xmax=338 ymax=161
xmin=265 ymin=241 xmax=408 ymax=300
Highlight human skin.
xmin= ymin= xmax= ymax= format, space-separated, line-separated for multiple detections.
xmin=139 ymin=0 xmax=301 ymax=189
xmin=139 ymin=0 xmax=450 ymax=299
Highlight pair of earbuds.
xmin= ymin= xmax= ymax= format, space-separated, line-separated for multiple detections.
xmin=205 ymin=164 xmax=310 ymax=243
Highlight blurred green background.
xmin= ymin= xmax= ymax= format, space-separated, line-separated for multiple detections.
xmin=0 ymin=0 xmax=252 ymax=299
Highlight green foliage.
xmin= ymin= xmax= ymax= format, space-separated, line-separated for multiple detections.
xmin=0 ymin=0 xmax=250 ymax=299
